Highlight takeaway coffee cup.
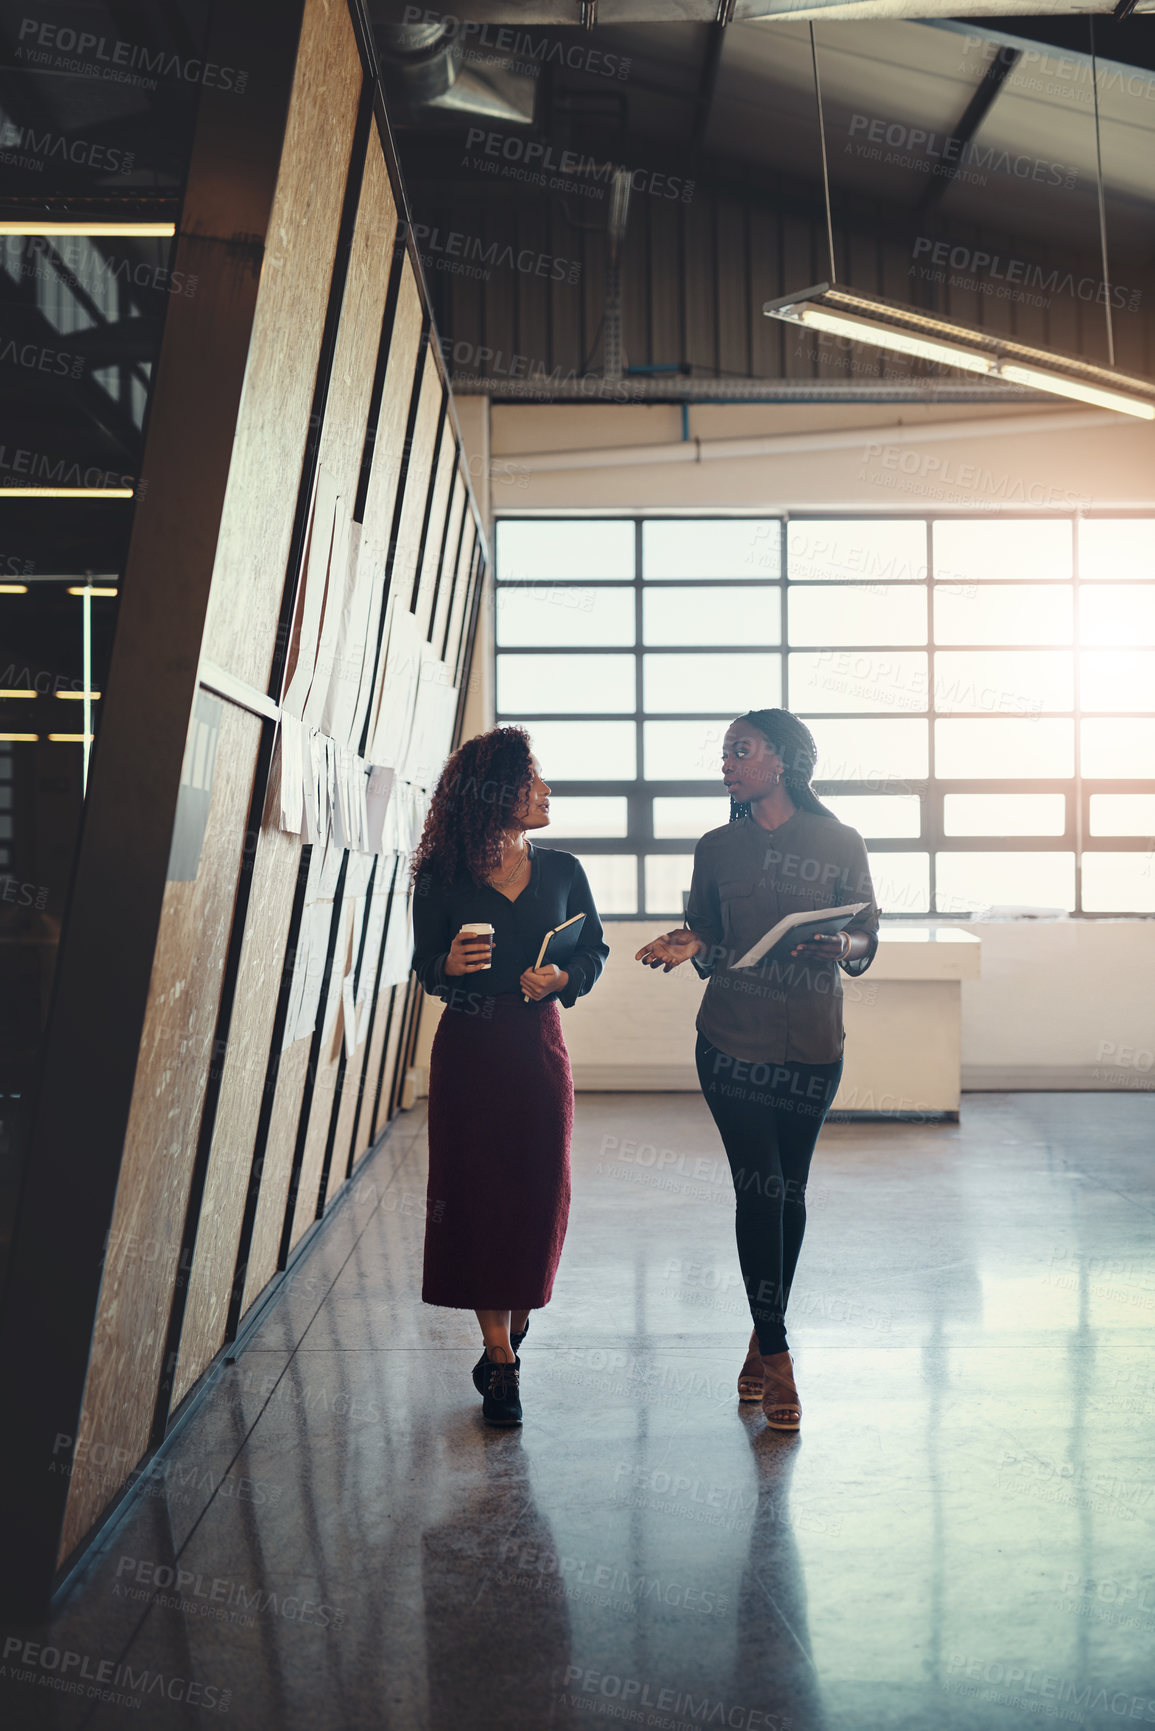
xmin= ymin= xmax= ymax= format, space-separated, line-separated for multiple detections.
xmin=458 ymin=922 xmax=495 ymax=968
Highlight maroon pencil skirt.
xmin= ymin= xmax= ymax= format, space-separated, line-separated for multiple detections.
xmin=422 ymin=993 xmax=574 ymax=1310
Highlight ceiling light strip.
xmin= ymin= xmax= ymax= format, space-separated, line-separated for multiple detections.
xmin=821 ymin=287 xmax=1149 ymax=393
xmin=763 ymin=284 xmax=1155 ymax=420
xmin=997 ymin=364 xmax=1154 ymax=420
xmin=0 ymin=222 xmax=175 ymax=237
xmin=1 ymin=488 xmax=133 ymax=499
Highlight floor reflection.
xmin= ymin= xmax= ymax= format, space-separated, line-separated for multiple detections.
xmin=735 ymin=1425 xmax=830 ymax=1731
xmin=422 ymin=1424 xmax=575 ymax=1731
xmin=5 ymin=1095 xmax=1153 ymax=1731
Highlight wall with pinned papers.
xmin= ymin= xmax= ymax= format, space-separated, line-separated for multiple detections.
xmin=32 ymin=0 xmax=487 ymax=1573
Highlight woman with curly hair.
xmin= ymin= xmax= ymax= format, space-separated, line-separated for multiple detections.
xmin=411 ymin=726 xmax=608 ymax=1426
xmin=636 ymin=709 xmax=880 ymax=1432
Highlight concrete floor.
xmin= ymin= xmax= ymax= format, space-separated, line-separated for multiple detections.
xmin=4 ymin=1092 xmax=1154 ymax=1731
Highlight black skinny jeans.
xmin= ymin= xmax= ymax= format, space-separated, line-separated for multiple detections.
xmin=695 ymin=1035 xmax=843 ymax=1357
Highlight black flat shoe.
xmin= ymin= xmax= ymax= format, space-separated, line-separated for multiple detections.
xmin=480 ymin=1357 xmax=522 ymax=1427
xmin=472 ymin=1346 xmax=521 ymax=1394
xmin=511 ymin=1316 xmax=530 ymax=1355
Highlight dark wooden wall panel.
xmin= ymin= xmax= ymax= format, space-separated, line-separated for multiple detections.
xmin=60 ymin=704 xmax=262 ymax=1559
xmin=447 ymin=527 xmax=481 ymax=682
xmin=287 ymin=865 xmax=366 ymax=1249
xmin=268 ymin=127 xmax=405 ymax=1248
xmin=317 ymin=132 xmax=398 ymax=520
xmin=170 ymin=746 xmax=300 ymax=1406
xmin=326 ymin=1033 xmax=367 ymax=1205
xmin=351 ymin=859 xmax=401 ymax=1160
xmin=162 ymin=18 xmax=397 ymax=1414
xmin=354 ymin=984 xmax=396 ymax=1159
xmin=375 ymin=977 xmax=411 ymax=1137
xmin=253 ymin=830 xmax=335 ymax=1274
xmin=4 ymin=0 xmax=487 ymax=1591
xmin=414 ymin=425 xmax=458 ymax=640
xmin=324 ymin=868 xmax=389 ymax=1193
xmin=359 ymin=263 xmax=425 ymax=558
xmin=201 ymin=0 xmax=363 ymax=691
xmin=392 ymin=366 xmax=445 ymax=613
xmin=243 ymin=1039 xmax=311 ymax=1315
xmin=432 ymin=474 xmax=467 ymax=654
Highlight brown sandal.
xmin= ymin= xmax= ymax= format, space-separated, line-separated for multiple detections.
xmin=737 ymin=1329 xmax=764 ymax=1402
xmin=760 ymin=1351 xmax=801 ymax=1431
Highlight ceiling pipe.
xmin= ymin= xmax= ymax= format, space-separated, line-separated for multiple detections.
xmin=504 ymin=407 xmax=1122 ymax=473
xmin=460 ymin=373 xmax=1051 ymax=404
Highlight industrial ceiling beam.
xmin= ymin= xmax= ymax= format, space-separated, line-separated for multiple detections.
xmin=692 ymin=21 xmax=727 ymax=153
xmin=915 ymin=45 xmax=1021 ymax=219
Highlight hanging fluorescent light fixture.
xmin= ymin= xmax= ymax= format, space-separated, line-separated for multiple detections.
xmin=771 ymin=28 xmax=1155 ymax=422
xmin=766 ymin=290 xmax=995 ymax=376
xmin=763 ymin=282 xmax=1155 ymax=421
xmin=995 ymin=363 xmax=1155 ymax=418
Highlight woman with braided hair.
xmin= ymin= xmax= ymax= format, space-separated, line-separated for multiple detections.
xmin=412 ymin=726 xmax=607 ymax=1426
xmin=635 ymin=709 xmax=880 ymax=1430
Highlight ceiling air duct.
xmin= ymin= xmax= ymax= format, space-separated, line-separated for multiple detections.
xmin=374 ymin=15 xmax=536 ymax=126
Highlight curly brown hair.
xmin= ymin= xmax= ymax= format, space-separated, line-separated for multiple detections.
xmin=410 ymin=726 xmax=535 ymax=886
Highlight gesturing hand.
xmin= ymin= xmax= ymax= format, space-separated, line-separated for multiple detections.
xmin=521 ymin=964 xmax=568 ymax=1002
xmin=634 ymin=929 xmax=705 ymax=973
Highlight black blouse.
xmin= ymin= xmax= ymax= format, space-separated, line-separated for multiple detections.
xmin=412 ymin=845 xmax=608 ymax=1011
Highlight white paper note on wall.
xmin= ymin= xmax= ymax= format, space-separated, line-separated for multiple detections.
xmin=283 ymin=467 xmax=339 ymax=718
xmin=287 ymin=901 xmax=332 ymax=1048
xmin=354 ymin=757 xmax=371 ymax=854
xmin=380 ymin=889 xmax=415 ymax=988
xmin=281 ymin=932 xmax=308 ymax=1053
xmin=302 ymin=728 xmax=329 ymax=845
xmin=357 ymin=884 xmax=391 ymax=1002
xmin=369 ymin=605 xmax=423 ymax=770
xmin=278 ymin=715 xmax=303 ymax=834
xmin=317 ymin=831 xmax=345 ymax=900
xmin=320 ymin=900 xmax=353 ymax=1058
xmin=330 ymin=744 xmax=349 ymax=851
xmin=322 ymin=522 xmax=379 ymax=750
xmin=303 ymin=496 xmax=352 ymax=730
xmin=365 ymin=765 xmax=395 ymax=854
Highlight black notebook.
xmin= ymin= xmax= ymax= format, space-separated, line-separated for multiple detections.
xmin=523 ymin=913 xmax=587 ymax=1003
xmin=534 ymin=911 xmax=586 ymax=971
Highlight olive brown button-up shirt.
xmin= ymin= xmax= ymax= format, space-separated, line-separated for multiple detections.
xmin=684 ymin=811 xmax=881 ymax=1065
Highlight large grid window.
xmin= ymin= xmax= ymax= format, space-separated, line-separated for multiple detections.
xmin=494 ymin=515 xmax=1155 ymax=919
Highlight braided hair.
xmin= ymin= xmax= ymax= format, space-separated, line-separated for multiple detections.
xmin=728 ymin=708 xmax=837 ymax=823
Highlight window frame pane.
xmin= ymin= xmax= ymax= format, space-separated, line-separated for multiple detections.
xmin=495 ymin=518 xmax=636 ymax=580
xmin=642 ymin=650 xmax=782 ymax=714
xmin=493 ymin=510 xmax=1155 ymax=916
xmin=643 ymin=585 xmax=781 ymax=646
xmin=496 ymin=651 xmax=637 ymax=716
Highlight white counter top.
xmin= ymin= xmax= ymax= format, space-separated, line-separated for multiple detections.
xmin=870 ymin=925 xmax=981 ymax=981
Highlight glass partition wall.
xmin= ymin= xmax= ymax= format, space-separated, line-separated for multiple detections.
xmin=0 ymin=21 xmax=202 ymax=1279
xmin=494 ymin=515 xmax=1155 ymax=920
